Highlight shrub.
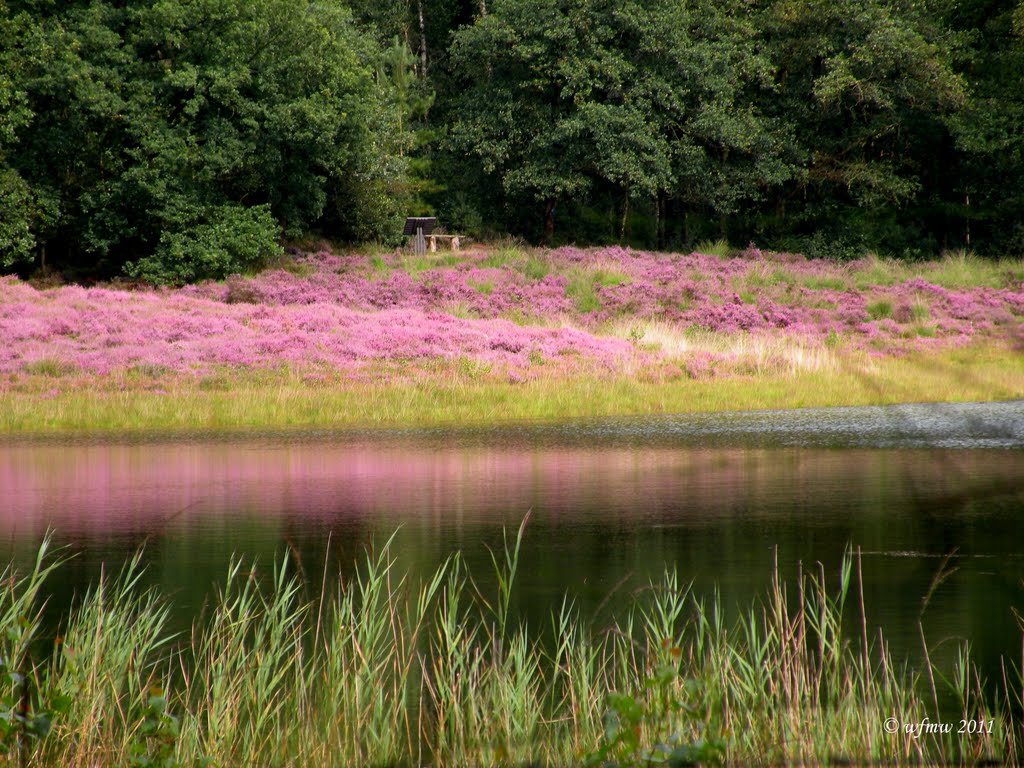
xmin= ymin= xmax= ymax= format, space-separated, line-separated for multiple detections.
xmin=126 ymin=206 xmax=282 ymax=285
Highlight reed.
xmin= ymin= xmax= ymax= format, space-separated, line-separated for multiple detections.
xmin=1 ymin=535 xmax=1021 ymax=767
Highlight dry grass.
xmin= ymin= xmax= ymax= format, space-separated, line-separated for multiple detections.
xmin=607 ymin=320 xmax=840 ymax=375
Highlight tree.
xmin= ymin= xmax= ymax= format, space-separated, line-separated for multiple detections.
xmin=448 ymin=0 xmax=794 ymax=242
xmin=0 ymin=3 xmax=40 ymax=269
xmin=757 ymin=0 xmax=967 ymax=255
xmin=2 ymin=0 xmax=410 ymax=282
xmin=943 ymin=0 xmax=1024 ymax=255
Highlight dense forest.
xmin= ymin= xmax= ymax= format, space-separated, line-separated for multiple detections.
xmin=1 ymin=0 xmax=1022 ymax=282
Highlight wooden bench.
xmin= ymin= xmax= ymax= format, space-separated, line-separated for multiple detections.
xmin=426 ymin=234 xmax=462 ymax=252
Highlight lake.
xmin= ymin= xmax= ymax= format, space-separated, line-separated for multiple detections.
xmin=2 ymin=400 xmax=1023 ymax=688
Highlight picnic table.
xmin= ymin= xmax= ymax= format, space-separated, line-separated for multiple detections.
xmin=426 ymin=234 xmax=462 ymax=252
xmin=403 ymin=217 xmax=463 ymax=254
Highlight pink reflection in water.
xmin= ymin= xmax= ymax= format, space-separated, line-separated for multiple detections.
xmin=3 ymin=441 xmax=1022 ymax=539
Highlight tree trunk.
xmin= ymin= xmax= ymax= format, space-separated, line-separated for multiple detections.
xmin=479 ymin=0 xmax=487 ymax=16
xmin=653 ymin=196 xmax=659 ymax=249
xmin=544 ymin=198 xmax=556 ymax=243
xmin=965 ymin=193 xmax=971 ymax=249
xmin=619 ymin=193 xmax=630 ymax=243
xmin=655 ymin=193 xmax=665 ymax=250
xmin=661 ymin=194 xmax=668 ymax=249
xmin=417 ymin=0 xmax=428 ymax=77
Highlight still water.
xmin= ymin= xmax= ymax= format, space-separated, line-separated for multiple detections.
xmin=2 ymin=400 xmax=1024 ymax=682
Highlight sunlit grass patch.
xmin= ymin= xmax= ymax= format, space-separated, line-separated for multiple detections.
xmin=849 ymin=253 xmax=904 ymax=289
xmin=693 ymin=238 xmax=732 ymax=258
xmin=799 ymin=274 xmax=851 ymax=291
xmin=477 ymin=242 xmax=528 ymax=268
xmin=744 ymin=262 xmax=797 ymax=291
xmin=467 ymin=278 xmax=494 ymax=295
xmin=440 ymin=300 xmax=480 ymax=319
xmin=925 ymin=250 xmax=1024 ymax=289
xmin=122 ymin=364 xmax=175 ymax=392
xmin=608 ymin=320 xmax=839 ymax=376
xmin=848 ymin=250 xmax=1024 ymax=291
xmin=867 ymin=299 xmax=894 ymax=320
xmin=22 ymin=358 xmax=78 ymax=377
xmin=1 ymin=344 xmax=1022 ymax=435
xmin=522 ymin=254 xmax=552 ymax=281
xmin=451 ymin=355 xmax=494 ymax=380
xmin=497 ymin=308 xmax=552 ymax=326
xmin=910 ymin=298 xmax=931 ymax=322
xmin=266 ymin=252 xmax=317 ymax=278
xmin=368 ymin=252 xmax=391 ymax=275
xmin=476 ymin=245 xmax=553 ymax=283
xmin=399 ymin=252 xmax=468 ymax=273
xmin=564 ymin=266 xmax=631 ymax=313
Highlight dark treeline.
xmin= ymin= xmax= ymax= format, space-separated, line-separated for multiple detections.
xmin=1 ymin=0 xmax=1022 ymax=282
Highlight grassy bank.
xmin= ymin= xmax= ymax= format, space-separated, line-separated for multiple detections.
xmin=2 ymin=530 xmax=1021 ymax=767
xmin=1 ymin=344 xmax=1022 ymax=435
xmin=2 ymin=246 xmax=1022 ymax=434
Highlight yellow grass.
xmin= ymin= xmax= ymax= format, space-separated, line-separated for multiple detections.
xmin=607 ymin=320 xmax=840 ymax=374
xmin=1 ymin=345 xmax=1020 ymax=436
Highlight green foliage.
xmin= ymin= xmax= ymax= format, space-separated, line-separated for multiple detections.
xmin=0 ymin=170 xmax=34 ymax=268
xmin=784 ymin=231 xmax=871 ymax=262
xmin=585 ymin=666 xmax=724 ymax=767
xmin=448 ymin=0 xmax=793 ymax=237
xmin=0 ymin=539 xmax=73 ymax=759
xmin=944 ymin=1 xmax=1024 ymax=256
xmin=766 ymin=0 xmax=966 ymax=196
xmin=1 ymin=0 xmax=409 ymax=280
xmin=0 ymin=662 xmax=72 ymax=759
xmin=3 ymin=0 xmax=1024 ymax=270
xmin=126 ymin=205 xmax=282 ymax=285
xmin=0 ymin=4 xmax=37 ymax=268
xmin=128 ymin=691 xmax=181 ymax=768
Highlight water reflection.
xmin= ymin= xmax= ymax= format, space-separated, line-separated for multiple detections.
xmin=5 ymin=442 xmax=1023 ymax=533
xmin=1 ymin=402 xmax=1023 ymax=690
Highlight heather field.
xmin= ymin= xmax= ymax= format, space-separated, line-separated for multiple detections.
xmin=2 ymin=245 xmax=1022 ymax=433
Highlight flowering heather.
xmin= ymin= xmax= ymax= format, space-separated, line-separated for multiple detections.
xmin=0 ymin=278 xmax=640 ymax=382
xmin=2 ymin=246 xmax=1021 ymax=386
xmin=181 ymin=246 xmax=1022 ymax=345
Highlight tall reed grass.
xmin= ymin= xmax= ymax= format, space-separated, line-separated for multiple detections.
xmin=1 ymin=529 xmax=1021 ymax=766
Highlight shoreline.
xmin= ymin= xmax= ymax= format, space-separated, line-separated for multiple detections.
xmin=2 ymin=344 xmax=1021 ymax=437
